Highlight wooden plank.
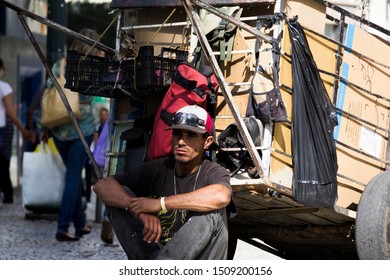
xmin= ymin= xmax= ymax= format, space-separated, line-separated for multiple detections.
xmin=215 ymin=29 xmax=253 ymax=133
xmin=276 ymin=195 xmax=355 ymax=224
xmin=237 ymin=207 xmax=319 ymax=217
xmin=233 ymin=199 xmax=345 ymax=226
xmin=231 ymin=194 xmax=325 ymax=226
xmin=232 ymin=191 xmax=330 ymax=225
xmin=312 ymin=208 xmax=355 ymax=224
xmin=286 ymin=213 xmax=336 ymax=226
xmin=233 ymin=189 xmax=354 ymax=226
xmin=234 ymin=190 xmax=293 ymax=209
xmin=238 ymin=213 xmax=305 ymax=226
xmin=228 ymin=221 xmax=356 ymax=247
xmin=233 ymin=197 xmax=267 ymax=211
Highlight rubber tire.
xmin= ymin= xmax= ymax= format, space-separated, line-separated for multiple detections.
xmin=355 ymin=171 xmax=390 ymax=259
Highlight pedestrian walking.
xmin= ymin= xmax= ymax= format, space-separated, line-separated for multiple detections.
xmin=0 ymin=58 xmax=33 ymax=203
xmin=40 ymin=28 xmax=105 ymax=241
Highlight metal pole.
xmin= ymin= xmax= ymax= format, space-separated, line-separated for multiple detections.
xmin=189 ymin=0 xmax=276 ymax=44
xmin=47 ymin=0 xmax=67 ymax=69
xmin=181 ymin=0 xmax=267 ymax=181
xmin=17 ymin=13 xmax=102 ymax=181
xmin=332 ymin=13 xmax=345 ymax=105
xmin=314 ymin=0 xmax=390 ymax=36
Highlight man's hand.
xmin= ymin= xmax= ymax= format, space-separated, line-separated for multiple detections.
xmin=138 ymin=213 xmax=162 ymax=244
xmin=125 ymin=197 xmax=163 ymax=243
xmin=127 ymin=197 xmax=161 ymax=216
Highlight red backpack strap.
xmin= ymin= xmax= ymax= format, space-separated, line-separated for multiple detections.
xmin=173 ymin=62 xmax=218 ymax=102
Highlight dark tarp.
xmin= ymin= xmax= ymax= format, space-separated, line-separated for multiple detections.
xmin=288 ymin=17 xmax=338 ymax=208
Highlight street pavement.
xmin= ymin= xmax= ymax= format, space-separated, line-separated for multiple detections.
xmin=0 ymin=156 xmax=281 ymax=260
xmin=0 ymin=186 xmax=127 ymax=260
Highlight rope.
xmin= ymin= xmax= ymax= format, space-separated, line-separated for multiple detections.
xmin=146 ymin=8 xmax=176 ymax=45
xmin=76 ymin=11 xmax=120 ymax=89
xmin=359 ymin=0 xmax=369 ymax=30
xmin=81 ymin=10 xmax=120 ymax=61
xmin=181 ymin=20 xmax=191 ymax=51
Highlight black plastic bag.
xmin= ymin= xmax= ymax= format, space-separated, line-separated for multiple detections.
xmin=288 ymin=17 xmax=338 ymax=208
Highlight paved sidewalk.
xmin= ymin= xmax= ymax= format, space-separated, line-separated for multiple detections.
xmin=0 ymin=186 xmax=127 ymax=260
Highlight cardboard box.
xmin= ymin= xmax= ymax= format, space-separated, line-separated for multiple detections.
xmin=284 ymin=0 xmax=327 ymax=34
xmin=335 ymin=24 xmax=390 ymax=161
xmin=333 ymin=24 xmax=390 ymax=207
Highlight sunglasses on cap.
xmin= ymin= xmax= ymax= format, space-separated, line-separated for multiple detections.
xmin=173 ymin=112 xmax=205 ymax=128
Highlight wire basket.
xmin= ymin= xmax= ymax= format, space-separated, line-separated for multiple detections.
xmin=65 ymin=48 xmax=188 ymax=98
xmin=135 ymin=47 xmax=188 ymax=93
xmin=64 ymin=50 xmax=137 ymax=99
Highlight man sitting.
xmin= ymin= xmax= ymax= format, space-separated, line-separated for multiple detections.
xmin=93 ymin=105 xmax=232 ymax=259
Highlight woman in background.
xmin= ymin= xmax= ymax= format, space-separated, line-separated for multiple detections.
xmin=0 ymin=58 xmax=33 ymax=203
xmin=42 ymin=28 xmax=105 ymax=241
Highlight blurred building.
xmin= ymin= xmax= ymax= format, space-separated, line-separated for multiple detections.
xmin=326 ymin=0 xmax=390 ymax=41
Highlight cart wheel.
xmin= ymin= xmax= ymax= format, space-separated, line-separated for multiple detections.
xmin=355 ymin=171 xmax=390 ymax=259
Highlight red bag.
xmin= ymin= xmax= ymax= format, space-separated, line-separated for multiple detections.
xmin=146 ymin=62 xmax=219 ymax=160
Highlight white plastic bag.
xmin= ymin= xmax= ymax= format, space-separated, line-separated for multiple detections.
xmin=22 ymin=142 xmax=66 ymax=209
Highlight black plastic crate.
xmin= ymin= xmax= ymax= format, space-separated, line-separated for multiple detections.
xmin=135 ymin=47 xmax=188 ymax=93
xmin=65 ymin=50 xmax=137 ymax=98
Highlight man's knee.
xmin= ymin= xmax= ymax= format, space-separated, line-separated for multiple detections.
xmin=106 ymin=205 xmax=158 ymax=259
xmin=157 ymin=208 xmax=228 ymax=259
xmin=187 ymin=208 xmax=227 ymax=230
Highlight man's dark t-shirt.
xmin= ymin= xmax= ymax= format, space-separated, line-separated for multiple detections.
xmin=114 ymin=156 xmax=231 ymax=243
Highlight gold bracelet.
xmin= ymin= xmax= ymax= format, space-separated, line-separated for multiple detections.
xmin=160 ymin=196 xmax=168 ymax=213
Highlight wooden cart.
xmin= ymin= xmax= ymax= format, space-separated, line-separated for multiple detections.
xmin=103 ymin=0 xmax=390 ymax=260
xmin=3 ymin=0 xmax=389 ymax=259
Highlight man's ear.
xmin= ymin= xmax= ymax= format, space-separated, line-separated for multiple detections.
xmin=204 ymin=135 xmax=214 ymax=149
